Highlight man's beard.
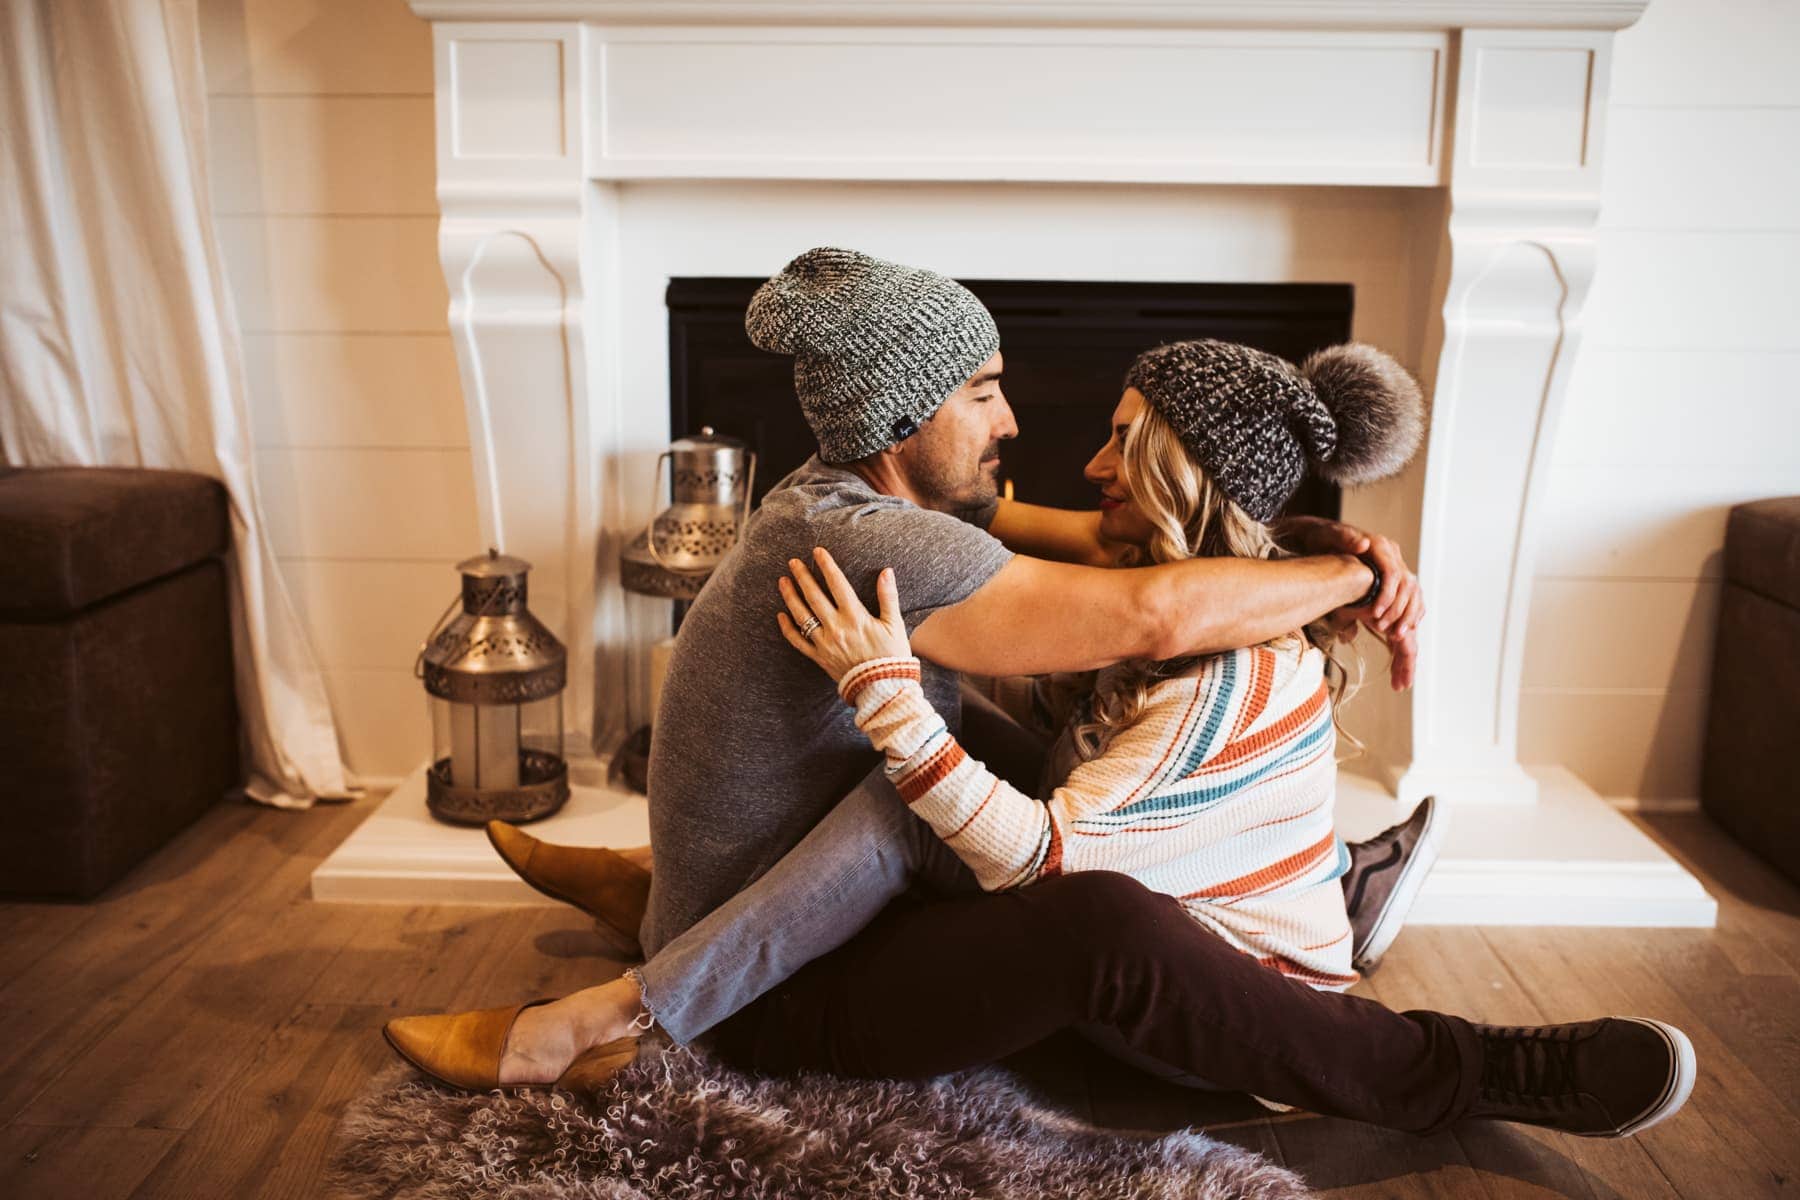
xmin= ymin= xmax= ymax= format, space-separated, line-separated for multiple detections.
xmin=911 ymin=441 xmax=1002 ymax=515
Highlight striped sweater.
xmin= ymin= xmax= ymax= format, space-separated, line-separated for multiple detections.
xmin=840 ymin=637 xmax=1356 ymax=989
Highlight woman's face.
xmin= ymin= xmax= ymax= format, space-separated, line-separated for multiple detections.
xmin=1083 ymin=388 xmax=1157 ymax=548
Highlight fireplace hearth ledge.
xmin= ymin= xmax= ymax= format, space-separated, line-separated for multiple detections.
xmin=311 ymin=762 xmax=1715 ymax=928
xmin=330 ymin=0 xmax=1714 ymax=927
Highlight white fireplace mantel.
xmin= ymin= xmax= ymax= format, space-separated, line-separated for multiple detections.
xmin=314 ymin=0 xmax=1714 ymax=927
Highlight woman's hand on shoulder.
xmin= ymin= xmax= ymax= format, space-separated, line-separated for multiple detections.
xmin=777 ymin=547 xmax=913 ymax=684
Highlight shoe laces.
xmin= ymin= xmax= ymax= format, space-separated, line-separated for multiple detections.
xmin=1479 ymin=1025 xmax=1578 ymax=1100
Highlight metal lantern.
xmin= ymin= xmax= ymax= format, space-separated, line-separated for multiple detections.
xmin=612 ymin=428 xmax=756 ymax=793
xmin=619 ymin=427 xmax=757 ymax=600
xmin=416 ymin=549 xmax=568 ymax=825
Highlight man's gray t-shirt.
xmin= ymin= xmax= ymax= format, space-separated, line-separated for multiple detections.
xmin=641 ymin=456 xmax=1014 ymax=955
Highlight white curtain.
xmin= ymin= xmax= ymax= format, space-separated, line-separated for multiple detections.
xmin=0 ymin=0 xmax=349 ymax=807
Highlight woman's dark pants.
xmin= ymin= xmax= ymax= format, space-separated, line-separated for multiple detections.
xmin=711 ymin=871 xmax=1484 ymax=1137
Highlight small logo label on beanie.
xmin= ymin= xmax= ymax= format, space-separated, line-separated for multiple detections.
xmin=892 ymin=417 xmax=920 ymax=441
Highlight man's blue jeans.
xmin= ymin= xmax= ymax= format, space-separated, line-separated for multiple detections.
xmin=634 ymin=761 xmax=972 ymax=1043
xmin=634 ymin=679 xmax=1046 ymax=1043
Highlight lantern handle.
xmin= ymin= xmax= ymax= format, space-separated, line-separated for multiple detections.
xmin=413 ymin=591 xmax=465 ymax=680
xmin=644 ymin=450 xmax=676 ymax=572
xmin=414 ymin=554 xmax=528 ymax=678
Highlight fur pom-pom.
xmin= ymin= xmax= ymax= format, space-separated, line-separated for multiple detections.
xmin=1298 ymin=343 xmax=1426 ymax=485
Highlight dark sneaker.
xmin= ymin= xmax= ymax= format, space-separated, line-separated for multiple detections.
xmin=1342 ymin=795 xmax=1443 ymax=972
xmin=1466 ymin=1017 xmax=1696 ymax=1138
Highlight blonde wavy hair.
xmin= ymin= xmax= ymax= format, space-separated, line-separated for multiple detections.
xmin=1078 ymin=401 xmax=1363 ymax=756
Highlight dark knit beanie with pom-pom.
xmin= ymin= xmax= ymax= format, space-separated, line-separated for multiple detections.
xmin=1123 ymin=339 xmax=1426 ymax=522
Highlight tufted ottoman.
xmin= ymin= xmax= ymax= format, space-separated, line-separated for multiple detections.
xmin=0 ymin=467 xmax=242 ymax=898
xmin=1702 ymin=496 xmax=1800 ymax=885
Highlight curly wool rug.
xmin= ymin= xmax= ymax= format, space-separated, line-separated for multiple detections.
xmin=329 ymin=1043 xmax=1314 ymax=1200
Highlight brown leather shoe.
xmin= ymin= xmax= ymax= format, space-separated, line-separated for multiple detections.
xmin=383 ymin=1000 xmax=640 ymax=1093
xmin=486 ymin=821 xmax=650 ymax=959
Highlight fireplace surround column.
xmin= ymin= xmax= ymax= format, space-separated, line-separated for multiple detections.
xmin=424 ymin=21 xmax=630 ymax=764
xmin=1396 ymin=28 xmax=1612 ymax=807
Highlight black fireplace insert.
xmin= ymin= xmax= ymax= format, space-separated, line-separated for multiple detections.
xmin=668 ymin=278 xmax=1353 ymax=519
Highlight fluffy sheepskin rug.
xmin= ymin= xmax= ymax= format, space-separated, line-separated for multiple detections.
xmin=330 ymin=1042 xmax=1314 ymax=1199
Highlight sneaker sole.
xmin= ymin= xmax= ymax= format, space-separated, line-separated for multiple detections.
xmin=1599 ymin=1018 xmax=1697 ymax=1139
xmin=1352 ymin=796 xmax=1444 ymax=972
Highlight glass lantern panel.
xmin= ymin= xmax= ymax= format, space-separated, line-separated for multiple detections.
xmin=439 ymin=699 xmax=524 ymax=790
xmin=519 ymin=695 xmax=564 ymax=758
xmin=430 ymin=696 xmax=455 ymax=768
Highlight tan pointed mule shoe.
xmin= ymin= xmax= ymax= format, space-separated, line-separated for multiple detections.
xmin=485 ymin=821 xmax=650 ymax=960
xmin=383 ymin=1000 xmax=641 ymax=1093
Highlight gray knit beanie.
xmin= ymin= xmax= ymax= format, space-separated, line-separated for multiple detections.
xmin=1125 ymin=339 xmax=1426 ymax=523
xmin=745 ymin=248 xmax=1001 ymax=464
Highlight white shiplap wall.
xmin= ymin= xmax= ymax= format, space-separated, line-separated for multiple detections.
xmin=1518 ymin=0 xmax=1800 ymax=806
xmin=200 ymin=0 xmax=477 ymax=779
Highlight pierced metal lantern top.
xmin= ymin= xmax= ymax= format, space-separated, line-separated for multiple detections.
xmin=668 ymin=426 xmax=754 ymax=506
xmin=620 ymin=427 xmax=757 ymax=599
xmin=454 ymin=549 xmax=533 ymax=615
xmin=417 ymin=548 xmax=566 ymax=705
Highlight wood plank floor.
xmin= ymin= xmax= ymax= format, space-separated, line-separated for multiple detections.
xmin=2 ymin=797 xmax=1796 ymax=1199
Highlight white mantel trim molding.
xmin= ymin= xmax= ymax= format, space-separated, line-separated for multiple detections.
xmin=367 ymin=0 xmax=1717 ymax=927
xmin=412 ymin=1 xmax=1649 ymax=33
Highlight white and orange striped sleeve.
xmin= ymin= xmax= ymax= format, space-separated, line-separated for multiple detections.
xmin=839 ymin=656 xmax=1241 ymax=892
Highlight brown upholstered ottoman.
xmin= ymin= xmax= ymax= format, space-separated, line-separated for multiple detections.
xmin=1702 ymin=496 xmax=1800 ymax=885
xmin=0 ymin=467 xmax=241 ymax=899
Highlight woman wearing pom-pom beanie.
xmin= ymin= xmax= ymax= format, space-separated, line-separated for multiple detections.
xmin=748 ymin=336 xmax=1431 ymax=995
xmin=704 ymin=337 xmax=1691 ymax=1139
